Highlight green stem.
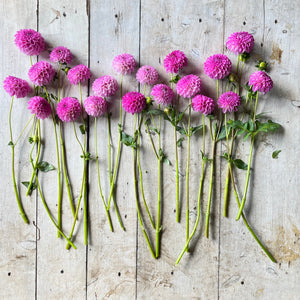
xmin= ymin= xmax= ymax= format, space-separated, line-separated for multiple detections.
xmin=144 ymin=121 xmax=159 ymax=160
xmin=14 ymin=115 xmax=34 ymax=146
xmin=223 ymin=113 xmax=230 ymax=217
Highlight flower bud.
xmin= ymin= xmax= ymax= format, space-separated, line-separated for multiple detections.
xmin=146 ymin=96 xmax=152 ymax=104
xmin=258 ymin=61 xmax=268 ymax=71
xmin=238 ymin=52 xmax=250 ymax=62
xmin=164 ymin=107 xmax=170 ymax=115
xmin=228 ymin=73 xmax=238 ymax=83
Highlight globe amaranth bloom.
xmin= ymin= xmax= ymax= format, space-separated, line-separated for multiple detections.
xmin=112 ymin=53 xmax=136 ymax=75
xmin=176 ymin=74 xmax=202 ymax=98
xmin=226 ymin=31 xmax=254 ymax=55
xmin=67 ymin=64 xmax=91 ymax=85
xmin=57 ymin=97 xmax=82 ymax=122
xmin=204 ymin=54 xmax=232 ymax=80
xmin=217 ymin=91 xmax=241 ymax=114
xmin=28 ymin=61 xmax=55 ymax=86
xmin=151 ymin=84 xmax=174 ymax=106
xmin=192 ymin=95 xmax=215 ymax=115
xmin=136 ymin=65 xmax=159 ymax=85
xmin=163 ymin=50 xmax=188 ymax=74
xmin=249 ymin=71 xmax=273 ymax=94
xmin=3 ymin=76 xmax=31 ymax=98
xmin=50 ymin=46 xmax=72 ymax=64
xmin=27 ymin=96 xmax=51 ymax=120
xmin=14 ymin=29 xmax=45 ymax=56
xmin=92 ymin=75 xmax=118 ymax=97
xmin=122 ymin=92 xmax=146 ymax=114
xmin=84 ymin=96 xmax=107 ymax=117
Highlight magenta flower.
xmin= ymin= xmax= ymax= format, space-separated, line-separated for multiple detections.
xmin=57 ymin=97 xmax=82 ymax=122
xmin=176 ymin=74 xmax=201 ymax=98
xmin=122 ymin=92 xmax=146 ymax=114
xmin=28 ymin=61 xmax=55 ymax=86
xmin=163 ymin=50 xmax=188 ymax=74
xmin=3 ymin=76 xmax=31 ymax=98
xmin=92 ymin=75 xmax=118 ymax=97
xmin=50 ymin=46 xmax=72 ymax=64
xmin=226 ymin=31 xmax=254 ymax=55
xmin=151 ymin=84 xmax=174 ymax=106
xmin=192 ymin=95 xmax=215 ymax=115
xmin=27 ymin=96 xmax=51 ymax=119
xmin=112 ymin=53 xmax=136 ymax=75
xmin=204 ymin=54 xmax=232 ymax=80
xmin=249 ymin=71 xmax=273 ymax=94
xmin=84 ymin=96 xmax=108 ymax=117
xmin=218 ymin=91 xmax=241 ymax=113
xmin=67 ymin=64 xmax=91 ymax=85
xmin=136 ymin=65 xmax=159 ymax=85
xmin=14 ymin=29 xmax=45 ymax=56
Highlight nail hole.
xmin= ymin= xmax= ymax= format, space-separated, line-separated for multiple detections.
xmin=63 ymin=12 xmax=66 ymax=17
xmin=8 ymin=272 xmax=11 ymax=276
xmin=243 ymin=21 xmax=246 ymax=25
xmin=124 ymin=214 xmax=127 ymax=219
xmin=261 ymin=43 xmax=264 ymax=47
xmin=171 ymin=271 xmax=174 ymax=275
xmin=282 ymin=30 xmax=287 ymax=33
xmin=161 ymin=18 xmax=164 ymax=22
xmin=274 ymin=19 xmax=278 ymax=24
xmin=199 ymin=18 xmax=202 ymax=23
xmin=241 ymin=281 xmax=244 ymax=285
xmin=115 ymin=14 xmax=118 ymax=18
xmin=118 ymin=272 xmax=121 ymax=276
xmin=60 ymin=270 xmax=64 ymax=274
xmin=97 ymin=61 xmax=99 ymax=63
xmin=173 ymin=209 xmax=176 ymax=213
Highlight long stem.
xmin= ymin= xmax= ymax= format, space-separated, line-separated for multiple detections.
xmin=14 ymin=115 xmax=34 ymax=146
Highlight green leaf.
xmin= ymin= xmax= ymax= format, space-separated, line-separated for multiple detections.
xmin=233 ymin=159 xmax=248 ymax=170
xmin=81 ymin=152 xmax=96 ymax=161
xmin=201 ymin=151 xmax=212 ymax=163
xmin=50 ymin=93 xmax=58 ymax=102
xmin=177 ymin=111 xmax=185 ymax=123
xmin=79 ymin=124 xmax=86 ymax=135
xmin=159 ymin=148 xmax=171 ymax=165
xmin=121 ymin=131 xmax=136 ymax=148
xmin=149 ymin=126 xmax=159 ymax=134
xmin=272 ymin=150 xmax=281 ymax=159
xmin=169 ymin=74 xmax=181 ymax=84
xmin=222 ymin=152 xmax=229 ymax=161
xmin=190 ymin=125 xmax=203 ymax=135
xmin=36 ymin=161 xmax=55 ymax=172
xmin=254 ymin=120 xmax=281 ymax=135
xmin=162 ymin=157 xmax=171 ymax=165
xmin=144 ymin=118 xmax=151 ymax=126
xmin=8 ymin=141 xmax=13 ymax=147
xmin=177 ymin=137 xmax=184 ymax=147
xmin=147 ymin=109 xmax=165 ymax=116
xmin=217 ymin=126 xmax=227 ymax=141
xmin=22 ymin=181 xmax=37 ymax=195
xmin=176 ymin=126 xmax=186 ymax=135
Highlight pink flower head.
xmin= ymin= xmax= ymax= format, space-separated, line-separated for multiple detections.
xmin=122 ymin=92 xmax=146 ymax=114
xmin=136 ymin=65 xmax=159 ymax=85
xmin=249 ymin=71 xmax=273 ymax=94
xmin=92 ymin=75 xmax=118 ymax=97
xmin=50 ymin=46 xmax=72 ymax=64
xmin=3 ymin=76 xmax=31 ymax=98
xmin=28 ymin=61 xmax=55 ymax=86
xmin=163 ymin=50 xmax=188 ymax=74
xmin=84 ymin=96 xmax=107 ymax=117
xmin=226 ymin=31 xmax=254 ymax=55
xmin=176 ymin=74 xmax=202 ymax=98
xmin=14 ymin=29 xmax=45 ymax=56
xmin=57 ymin=97 xmax=81 ymax=122
xmin=204 ymin=54 xmax=232 ymax=80
xmin=67 ymin=64 xmax=91 ymax=85
xmin=192 ymin=95 xmax=215 ymax=115
xmin=112 ymin=53 xmax=136 ymax=75
xmin=27 ymin=96 xmax=51 ymax=119
xmin=151 ymin=84 xmax=174 ymax=106
xmin=218 ymin=91 xmax=241 ymax=113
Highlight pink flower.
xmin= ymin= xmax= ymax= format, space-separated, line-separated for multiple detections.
xmin=217 ymin=92 xmax=241 ymax=113
xmin=14 ymin=29 xmax=45 ymax=56
xmin=204 ymin=54 xmax=232 ymax=80
xmin=92 ymin=75 xmax=118 ymax=97
xmin=57 ymin=97 xmax=82 ymax=122
xmin=84 ymin=96 xmax=107 ymax=117
xmin=50 ymin=46 xmax=72 ymax=64
xmin=249 ymin=71 xmax=273 ymax=94
xmin=122 ymin=92 xmax=146 ymax=114
xmin=192 ymin=95 xmax=215 ymax=115
xmin=136 ymin=65 xmax=159 ymax=85
xmin=28 ymin=61 xmax=55 ymax=86
xmin=226 ymin=31 xmax=254 ymax=55
xmin=67 ymin=64 xmax=91 ymax=85
xmin=151 ymin=84 xmax=174 ymax=106
xmin=3 ymin=76 xmax=31 ymax=98
xmin=163 ymin=50 xmax=188 ymax=74
xmin=176 ymin=74 xmax=201 ymax=98
xmin=27 ymin=96 xmax=51 ymax=119
xmin=112 ymin=53 xmax=136 ymax=75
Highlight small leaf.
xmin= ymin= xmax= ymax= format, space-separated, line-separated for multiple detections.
xmin=272 ymin=150 xmax=281 ymax=159
xmin=190 ymin=125 xmax=203 ymax=135
xmin=177 ymin=137 xmax=184 ymax=147
xmin=144 ymin=118 xmax=151 ymax=126
xmin=22 ymin=181 xmax=37 ymax=195
xmin=149 ymin=126 xmax=159 ymax=134
xmin=121 ymin=131 xmax=136 ymax=148
xmin=79 ymin=124 xmax=86 ymax=135
xmin=233 ymin=159 xmax=248 ymax=170
xmin=28 ymin=137 xmax=34 ymax=144
xmin=176 ymin=126 xmax=186 ymax=135
xmin=169 ymin=74 xmax=181 ymax=84
xmin=158 ymin=148 xmax=171 ymax=165
xmin=162 ymin=157 xmax=171 ymax=165
xmin=222 ymin=152 xmax=229 ymax=161
xmin=8 ymin=141 xmax=14 ymax=147
xmin=217 ymin=126 xmax=227 ymax=141
xmin=50 ymin=93 xmax=58 ymax=102
xmin=36 ymin=161 xmax=55 ymax=172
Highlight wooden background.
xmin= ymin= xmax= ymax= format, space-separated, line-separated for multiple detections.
xmin=1 ymin=0 xmax=299 ymax=299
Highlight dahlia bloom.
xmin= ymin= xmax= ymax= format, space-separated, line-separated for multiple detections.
xmin=226 ymin=31 xmax=254 ymax=55
xmin=50 ymin=46 xmax=72 ymax=64
xmin=28 ymin=61 xmax=55 ymax=86
xmin=163 ymin=50 xmax=188 ymax=74
xmin=84 ymin=96 xmax=107 ymax=117
xmin=122 ymin=92 xmax=146 ymax=114
xmin=27 ymin=96 xmax=51 ymax=119
xmin=151 ymin=84 xmax=174 ymax=106
xmin=204 ymin=54 xmax=232 ymax=80
xmin=112 ymin=53 xmax=136 ymax=75
xmin=176 ymin=74 xmax=202 ymax=98
xmin=3 ymin=76 xmax=31 ymax=98
xmin=67 ymin=64 xmax=91 ymax=85
xmin=192 ymin=95 xmax=215 ymax=115
xmin=217 ymin=91 xmax=241 ymax=113
xmin=249 ymin=71 xmax=273 ymax=94
xmin=57 ymin=97 xmax=82 ymax=122
xmin=92 ymin=75 xmax=118 ymax=97
xmin=136 ymin=65 xmax=159 ymax=85
xmin=14 ymin=29 xmax=45 ymax=56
